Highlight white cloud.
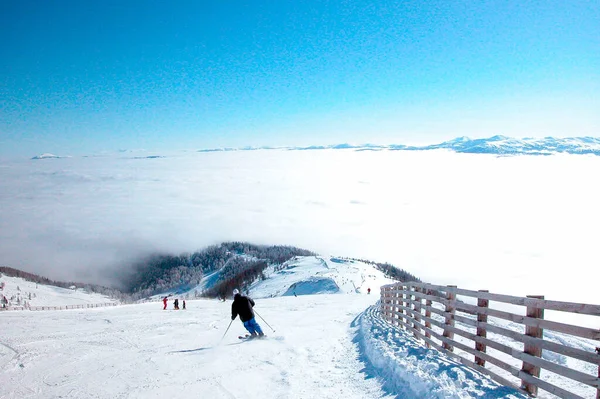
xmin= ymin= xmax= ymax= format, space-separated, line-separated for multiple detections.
xmin=1 ymin=150 xmax=598 ymax=310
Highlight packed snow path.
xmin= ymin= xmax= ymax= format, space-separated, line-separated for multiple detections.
xmin=1 ymin=295 xmax=391 ymax=398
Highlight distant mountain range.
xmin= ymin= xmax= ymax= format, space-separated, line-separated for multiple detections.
xmin=31 ymin=136 xmax=600 ymax=159
xmin=31 ymin=153 xmax=70 ymax=160
xmin=197 ymin=136 xmax=600 ymax=156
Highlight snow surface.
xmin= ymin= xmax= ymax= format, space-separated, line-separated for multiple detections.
xmin=0 ymin=275 xmax=117 ymax=308
xmin=2 ymin=257 xmax=575 ymax=399
xmin=2 ymin=295 xmax=533 ymax=399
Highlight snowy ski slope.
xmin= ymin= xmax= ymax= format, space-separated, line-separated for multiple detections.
xmin=0 ymin=274 xmax=117 ymax=308
xmin=0 ymin=257 xmax=592 ymax=398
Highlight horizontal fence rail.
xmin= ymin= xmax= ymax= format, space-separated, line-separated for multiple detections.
xmin=380 ymin=282 xmax=600 ymax=399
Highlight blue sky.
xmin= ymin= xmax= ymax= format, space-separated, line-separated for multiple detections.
xmin=1 ymin=0 xmax=599 ymax=156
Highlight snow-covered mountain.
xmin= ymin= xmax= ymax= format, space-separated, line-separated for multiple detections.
xmin=195 ymin=136 xmax=600 ymax=156
xmin=145 ymin=256 xmax=394 ymax=301
xmin=30 ymin=153 xmax=69 ymax=160
xmin=30 ymin=136 xmax=600 ymax=160
xmin=417 ymin=135 xmax=600 ymax=155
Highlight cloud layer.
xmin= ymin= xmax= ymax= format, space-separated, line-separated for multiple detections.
xmin=1 ymin=150 xmax=598 ymax=311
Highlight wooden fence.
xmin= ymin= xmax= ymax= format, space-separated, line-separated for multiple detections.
xmin=380 ymin=282 xmax=600 ymax=399
xmin=0 ymin=302 xmax=118 ymax=311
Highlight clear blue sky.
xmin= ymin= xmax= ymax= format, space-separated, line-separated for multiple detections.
xmin=1 ymin=0 xmax=599 ymax=156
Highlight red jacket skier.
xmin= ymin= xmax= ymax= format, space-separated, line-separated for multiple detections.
xmin=162 ymin=296 xmax=168 ymax=310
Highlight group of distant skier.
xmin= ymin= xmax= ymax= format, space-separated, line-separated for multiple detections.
xmin=162 ymin=296 xmax=186 ymax=310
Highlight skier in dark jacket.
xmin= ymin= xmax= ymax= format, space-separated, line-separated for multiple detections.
xmin=231 ymin=289 xmax=264 ymax=337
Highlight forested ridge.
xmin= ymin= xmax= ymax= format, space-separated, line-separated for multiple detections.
xmin=2 ymin=243 xmax=419 ymax=301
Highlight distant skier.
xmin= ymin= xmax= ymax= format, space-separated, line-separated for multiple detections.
xmin=162 ymin=296 xmax=168 ymax=310
xmin=367 ymin=288 xmax=371 ymax=295
xmin=231 ymin=289 xmax=264 ymax=337
xmin=182 ymin=300 xmax=186 ymax=310
xmin=174 ymin=298 xmax=179 ymax=310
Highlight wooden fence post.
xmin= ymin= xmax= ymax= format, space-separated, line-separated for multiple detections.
xmin=380 ymin=286 xmax=385 ymax=317
xmin=400 ymin=284 xmax=406 ymax=329
xmin=521 ymin=295 xmax=544 ymax=397
xmin=414 ymin=287 xmax=422 ymax=339
xmin=388 ymin=286 xmax=394 ymax=323
xmin=385 ymin=286 xmax=390 ymax=322
xmin=475 ymin=290 xmax=489 ymax=367
xmin=443 ymin=285 xmax=457 ymax=352
xmin=425 ymin=289 xmax=432 ymax=348
xmin=395 ymin=285 xmax=401 ymax=327
xmin=397 ymin=284 xmax=403 ymax=326
xmin=406 ymin=284 xmax=412 ymax=328
xmin=392 ymin=285 xmax=398 ymax=325
xmin=409 ymin=285 xmax=416 ymax=337
xmin=381 ymin=286 xmax=387 ymax=321
xmin=390 ymin=285 xmax=395 ymax=323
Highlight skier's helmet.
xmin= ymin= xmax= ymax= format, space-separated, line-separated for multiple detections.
xmin=233 ymin=288 xmax=240 ymax=296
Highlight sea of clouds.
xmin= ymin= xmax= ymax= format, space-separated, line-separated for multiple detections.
xmin=1 ymin=149 xmax=598 ymax=321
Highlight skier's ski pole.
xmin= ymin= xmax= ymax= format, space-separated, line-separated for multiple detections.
xmin=221 ymin=319 xmax=233 ymax=342
xmin=254 ymin=310 xmax=275 ymax=332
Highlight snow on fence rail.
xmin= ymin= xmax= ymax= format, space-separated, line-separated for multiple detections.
xmin=380 ymin=282 xmax=600 ymax=399
xmin=0 ymin=302 xmax=118 ymax=311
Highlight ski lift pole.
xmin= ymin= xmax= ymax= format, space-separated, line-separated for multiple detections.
xmin=254 ymin=310 xmax=276 ymax=333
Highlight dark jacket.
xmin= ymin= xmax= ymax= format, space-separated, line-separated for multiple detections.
xmin=231 ymin=294 xmax=255 ymax=322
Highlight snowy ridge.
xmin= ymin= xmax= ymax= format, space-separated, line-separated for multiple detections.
xmin=194 ymin=136 xmax=600 ymax=156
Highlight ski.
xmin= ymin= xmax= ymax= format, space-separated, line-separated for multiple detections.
xmin=238 ymin=334 xmax=266 ymax=340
